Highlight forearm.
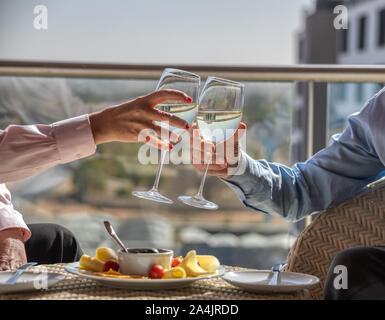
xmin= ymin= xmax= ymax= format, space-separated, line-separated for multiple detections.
xmin=222 ymin=152 xmax=316 ymax=221
xmin=223 ymin=148 xmax=382 ymax=222
xmin=0 ymin=114 xmax=96 ymax=183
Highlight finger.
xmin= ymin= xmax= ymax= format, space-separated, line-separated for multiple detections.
xmin=190 ymin=133 xmax=215 ymax=153
xmin=233 ymin=122 xmax=247 ymax=142
xmin=9 ymin=260 xmax=18 ymax=271
xmin=190 ymin=125 xmax=201 ymax=148
xmin=147 ymin=89 xmax=192 ymax=107
xmin=219 ymin=122 xmax=247 ymax=149
xmin=190 ymin=125 xmax=216 ymax=151
xmin=151 ymin=124 xmax=180 ymax=143
xmin=192 ymin=150 xmax=226 ymax=166
xmin=0 ymin=263 xmax=10 ymax=271
xmin=150 ymin=109 xmax=190 ymax=131
xmin=192 ymin=161 xmax=227 ymax=171
xmin=193 ymin=164 xmax=230 ymax=177
xmin=207 ymin=168 xmax=232 ymax=178
xmin=142 ymin=135 xmax=173 ymax=151
xmin=229 ymin=122 xmax=247 ymax=144
xmin=192 ymin=164 xmax=216 ymax=172
xmin=219 ymin=122 xmax=247 ymax=156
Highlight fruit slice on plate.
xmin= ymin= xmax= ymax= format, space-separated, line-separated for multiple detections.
xmin=179 ymin=250 xmax=212 ymax=277
xmin=162 ymin=267 xmax=187 ymax=279
xmin=95 ymin=247 xmax=118 ymax=262
xmin=79 ymin=255 xmax=104 ymax=272
xmin=196 ymin=255 xmax=220 ymax=273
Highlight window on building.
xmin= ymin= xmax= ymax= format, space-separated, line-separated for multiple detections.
xmin=298 ymin=37 xmax=305 ymax=62
xmin=339 ymin=28 xmax=349 ymax=53
xmin=379 ymin=9 xmax=385 ymax=46
xmin=358 ymin=16 xmax=367 ymax=50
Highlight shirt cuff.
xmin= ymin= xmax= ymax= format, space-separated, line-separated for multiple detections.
xmin=0 ymin=208 xmax=31 ymax=242
xmin=220 ymin=151 xmax=250 ymax=202
xmin=53 ymin=114 xmax=96 ymax=164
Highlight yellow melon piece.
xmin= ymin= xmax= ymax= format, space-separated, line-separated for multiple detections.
xmin=162 ymin=267 xmax=187 ymax=279
xmin=95 ymin=247 xmax=118 ymax=262
xmin=196 ymin=255 xmax=220 ymax=273
xmin=179 ymin=250 xmax=211 ymax=277
xmin=79 ymin=255 xmax=104 ymax=272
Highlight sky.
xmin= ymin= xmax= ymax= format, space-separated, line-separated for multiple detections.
xmin=0 ymin=0 xmax=313 ymax=65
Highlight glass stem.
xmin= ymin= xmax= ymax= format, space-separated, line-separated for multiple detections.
xmin=196 ymin=162 xmax=210 ymax=198
xmin=151 ymin=150 xmax=167 ymax=191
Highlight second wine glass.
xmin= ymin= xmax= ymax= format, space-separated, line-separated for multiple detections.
xmin=178 ymin=76 xmax=244 ymax=210
xmin=132 ymin=68 xmax=200 ymax=204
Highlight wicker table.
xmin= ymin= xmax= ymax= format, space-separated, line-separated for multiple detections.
xmin=0 ymin=264 xmax=310 ymax=300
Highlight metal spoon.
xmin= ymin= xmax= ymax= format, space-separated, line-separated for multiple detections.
xmin=268 ymin=263 xmax=287 ymax=286
xmin=103 ymin=221 xmax=128 ymax=253
xmin=5 ymin=262 xmax=38 ymax=285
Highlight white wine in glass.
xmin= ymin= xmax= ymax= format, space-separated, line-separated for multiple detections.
xmin=178 ymin=77 xmax=244 ymax=210
xmin=132 ymin=68 xmax=200 ymax=204
xmin=196 ymin=110 xmax=242 ymax=144
xmin=156 ymin=103 xmax=199 ymax=134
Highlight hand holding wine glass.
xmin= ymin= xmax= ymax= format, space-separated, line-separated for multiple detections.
xmin=89 ymin=89 xmax=192 ymax=150
xmin=178 ymin=77 xmax=244 ymax=210
xmin=132 ymin=68 xmax=200 ymax=204
xmin=190 ymin=121 xmax=247 ymax=179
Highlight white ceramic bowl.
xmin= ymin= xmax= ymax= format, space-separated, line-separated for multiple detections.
xmin=118 ymin=248 xmax=173 ymax=276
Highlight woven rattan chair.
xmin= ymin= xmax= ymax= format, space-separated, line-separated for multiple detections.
xmin=285 ymin=177 xmax=385 ymax=300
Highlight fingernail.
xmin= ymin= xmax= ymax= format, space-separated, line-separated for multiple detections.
xmin=187 ymin=96 xmax=192 ymax=103
xmin=177 ymin=136 xmax=181 ymax=142
xmin=186 ymin=124 xmax=190 ymax=130
xmin=169 ymin=144 xmax=174 ymax=150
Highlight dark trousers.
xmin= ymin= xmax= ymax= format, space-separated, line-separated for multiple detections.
xmin=323 ymin=246 xmax=385 ymax=300
xmin=24 ymin=223 xmax=83 ymax=264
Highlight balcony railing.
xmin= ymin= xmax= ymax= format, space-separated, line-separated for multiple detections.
xmin=2 ymin=61 xmax=384 ymax=158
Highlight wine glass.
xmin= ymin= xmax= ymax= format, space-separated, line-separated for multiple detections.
xmin=132 ymin=68 xmax=200 ymax=204
xmin=178 ymin=77 xmax=244 ymax=210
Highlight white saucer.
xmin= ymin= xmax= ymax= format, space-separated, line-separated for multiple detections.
xmin=0 ymin=270 xmax=66 ymax=294
xmin=65 ymin=262 xmax=225 ymax=290
xmin=222 ymin=270 xmax=319 ymax=293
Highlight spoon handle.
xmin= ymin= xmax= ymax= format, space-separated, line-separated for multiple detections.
xmin=104 ymin=221 xmax=128 ymax=253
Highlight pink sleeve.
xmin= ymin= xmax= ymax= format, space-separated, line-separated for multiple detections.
xmin=0 ymin=184 xmax=31 ymax=241
xmin=0 ymin=114 xmax=96 ymax=241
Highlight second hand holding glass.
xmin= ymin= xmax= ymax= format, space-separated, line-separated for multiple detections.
xmin=178 ymin=77 xmax=244 ymax=210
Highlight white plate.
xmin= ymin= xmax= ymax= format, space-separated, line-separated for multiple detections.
xmin=0 ymin=271 xmax=66 ymax=294
xmin=65 ymin=262 xmax=225 ymax=290
xmin=222 ymin=270 xmax=319 ymax=293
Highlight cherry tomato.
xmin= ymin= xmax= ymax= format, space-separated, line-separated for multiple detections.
xmin=171 ymin=257 xmax=183 ymax=268
xmin=149 ymin=264 xmax=165 ymax=279
xmin=103 ymin=260 xmax=119 ymax=272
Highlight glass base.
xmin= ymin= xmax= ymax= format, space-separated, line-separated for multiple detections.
xmin=178 ymin=195 xmax=218 ymax=210
xmin=132 ymin=189 xmax=173 ymax=204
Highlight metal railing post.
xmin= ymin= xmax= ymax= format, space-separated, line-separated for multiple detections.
xmin=305 ymin=81 xmax=315 ymax=227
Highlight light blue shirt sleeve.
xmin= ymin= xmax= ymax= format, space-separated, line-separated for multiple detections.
xmin=223 ymin=87 xmax=385 ymax=222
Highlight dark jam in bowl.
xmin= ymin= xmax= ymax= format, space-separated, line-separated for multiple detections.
xmin=126 ymin=248 xmax=163 ymax=254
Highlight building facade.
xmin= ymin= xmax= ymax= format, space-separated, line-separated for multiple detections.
xmin=293 ymin=0 xmax=385 ymax=165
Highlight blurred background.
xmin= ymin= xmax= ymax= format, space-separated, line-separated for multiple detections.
xmin=0 ymin=0 xmax=384 ymax=268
